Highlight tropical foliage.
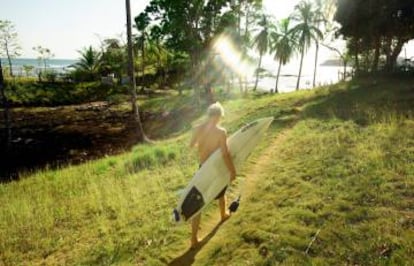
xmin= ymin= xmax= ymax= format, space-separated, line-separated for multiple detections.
xmin=290 ymin=0 xmax=324 ymax=90
xmin=72 ymin=46 xmax=101 ymax=81
xmin=271 ymin=18 xmax=297 ymax=93
xmin=4 ymin=0 xmax=414 ymax=93
xmin=32 ymin=45 xmax=54 ymax=82
xmin=0 ymin=20 xmax=21 ymax=77
xmin=252 ymin=15 xmax=270 ymax=91
xmin=335 ymin=0 xmax=414 ymax=72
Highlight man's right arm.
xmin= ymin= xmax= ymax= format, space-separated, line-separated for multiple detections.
xmin=219 ymin=130 xmax=236 ymax=182
xmin=189 ymin=126 xmax=199 ymax=148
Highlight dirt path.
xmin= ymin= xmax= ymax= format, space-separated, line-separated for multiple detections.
xmin=168 ymin=122 xmax=295 ymax=266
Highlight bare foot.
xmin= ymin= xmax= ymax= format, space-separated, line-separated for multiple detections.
xmin=221 ymin=212 xmax=231 ymax=222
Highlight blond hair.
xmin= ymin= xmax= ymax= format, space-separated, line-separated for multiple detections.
xmin=207 ymin=102 xmax=224 ymax=118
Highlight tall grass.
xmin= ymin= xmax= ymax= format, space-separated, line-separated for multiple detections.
xmin=1 ymin=77 xmax=413 ymax=265
xmin=196 ymin=78 xmax=414 ymax=265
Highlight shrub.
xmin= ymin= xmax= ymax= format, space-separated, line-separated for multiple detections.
xmin=125 ymin=144 xmax=179 ymax=173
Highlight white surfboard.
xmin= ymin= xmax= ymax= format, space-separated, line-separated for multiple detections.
xmin=173 ymin=117 xmax=273 ymax=222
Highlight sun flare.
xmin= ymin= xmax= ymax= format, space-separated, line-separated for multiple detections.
xmin=212 ymin=35 xmax=255 ymax=77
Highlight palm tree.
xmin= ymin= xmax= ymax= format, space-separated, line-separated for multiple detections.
xmin=290 ymin=1 xmax=323 ymax=91
xmin=252 ymin=15 xmax=270 ymax=91
xmin=74 ymin=46 xmax=101 ymax=79
xmin=135 ymin=13 xmax=150 ymax=90
xmin=270 ymin=18 xmax=297 ymax=93
xmin=312 ymin=0 xmax=326 ymax=87
xmin=126 ymin=0 xmax=148 ymax=142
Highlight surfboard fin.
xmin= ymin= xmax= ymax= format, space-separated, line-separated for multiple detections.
xmin=229 ymin=196 xmax=241 ymax=213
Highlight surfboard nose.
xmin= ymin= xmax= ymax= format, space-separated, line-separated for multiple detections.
xmin=258 ymin=117 xmax=274 ymax=131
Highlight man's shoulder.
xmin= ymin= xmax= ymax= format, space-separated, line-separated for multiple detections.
xmin=193 ymin=123 xmax=206 ymax=132
xmin=216 ymin=126 xmax=227 ymax=135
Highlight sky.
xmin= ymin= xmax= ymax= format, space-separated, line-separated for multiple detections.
xmin=0 ymin=0 xmax=150 ymax=59
xmin=1 ymin=0 xmax=413 ymax=62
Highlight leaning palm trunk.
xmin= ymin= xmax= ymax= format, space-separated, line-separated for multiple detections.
xmin=253 ymin=54 xmax=262 ymax=91
xmin=313 ymin=42 xmax=319 ymax=87
xmin=126 ymin=0 xmax=148 ymax=142
xmin=275 ymin=60 xmax=282 ymax=93
xmin=296 ymin=45 xmax=305 ymax=91
xmin=140 ymin=37 xmax=145 ymax=92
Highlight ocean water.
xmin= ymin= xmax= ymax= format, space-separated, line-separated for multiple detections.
xmin=256 ymin=65 xmax=347 ymax=92
xmin=2 ymin=58 xmax=347 ymax=92
xmin=1 ymin=58 xmax=78 ymax=75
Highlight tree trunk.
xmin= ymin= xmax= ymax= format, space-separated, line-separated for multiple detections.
xmin=296 ymin=44 xmax=305 ymax=91
xmin=5 ymin=42 xmax=13 ymax=77
xmin=253 ymin=53 xmax=262 ymax=91
xmin=363 ymin=47 xmax=370 ymax=72
xmin=141 ymin=36 xmax=145 ymax=92
xmin=386 ymin=38 xmax=406 ymax=72
xmin=343 ymin=59 xmax=347 ymax=80
xmin=372 ymin=36 xmax=380 ymax=72
xmin=354 ymin=40 xmax=360 ymax=73
xmin=237 ymin=3 xmax=241 ymax=36
xmin=126 ymin=0 xmax=147 ymax=142
xmin=244 ymin=4 xmax=249 ymax=37
xmin=313 ymin=42 xmax=319 ymax=87
xmin=384 ymin=36 xmax=393 ymax=71
xmin=275 ymin=60 xmax=282 ymax=93
xmin=238 ymin=76 xmax=243 ymax=93
xmin=0 ymin=59 xmax=11 ymax=147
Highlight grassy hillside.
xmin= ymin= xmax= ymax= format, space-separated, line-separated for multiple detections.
xmin=195 ymin=79 xmax=414 ymax=265
xmin=1 ymin=78 xmax=413 ymax=265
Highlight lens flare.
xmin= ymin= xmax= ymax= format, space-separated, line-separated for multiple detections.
xmin=212 ymin=35 xmax=254 ymax=78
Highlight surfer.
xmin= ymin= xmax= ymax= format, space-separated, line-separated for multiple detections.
xmin=189 ymin=102 xmax=237 ymax=248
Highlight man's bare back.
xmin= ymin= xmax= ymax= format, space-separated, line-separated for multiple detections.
xmin=191 ymin=122 xmax=227 ymax=164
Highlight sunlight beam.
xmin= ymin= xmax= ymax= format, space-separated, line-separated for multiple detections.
xmin=212 ymin=35 xmax=255 ymax=78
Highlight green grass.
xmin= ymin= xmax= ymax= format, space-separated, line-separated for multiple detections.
xmin=196 ymin=78 xmax=414 ymax=265
xmin=1 ymin=77 xmax=413 ymax=265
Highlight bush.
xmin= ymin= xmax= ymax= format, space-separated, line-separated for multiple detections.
xmin=4 ymin=80 xmax=125 ymax=106
xmin=125 ymin=144 xmax=178 ymax=173
xmin=44 ymin=70 xmax=58 ymax=83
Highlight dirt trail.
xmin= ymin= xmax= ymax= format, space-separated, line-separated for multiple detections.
xmin=167 ymin=123 xmax=295 ymax=266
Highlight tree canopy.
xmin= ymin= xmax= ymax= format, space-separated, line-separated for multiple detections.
xmin=0 ymin=20 xmax=21 ymax=77
xmin=335 ymin=0 xmax=414 ymax=72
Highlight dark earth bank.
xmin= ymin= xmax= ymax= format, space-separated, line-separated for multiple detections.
xmin=0 ymin=101 xmax=200 ymax=182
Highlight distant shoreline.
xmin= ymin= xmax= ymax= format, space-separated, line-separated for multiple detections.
xmin=1 ymin=58 xmax=78 ymax=68
xmin=1 ymin=58 xmax=78 ymax=76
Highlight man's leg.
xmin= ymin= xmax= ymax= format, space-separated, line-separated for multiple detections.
xmin=191 ymin=213 xmax=201 ymax=247
xmin=219 ymin=195 xmax=230 ymax=221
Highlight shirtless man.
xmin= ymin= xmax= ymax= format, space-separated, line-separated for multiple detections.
xmin=189 ymin=102 xmax=237 ymax=248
